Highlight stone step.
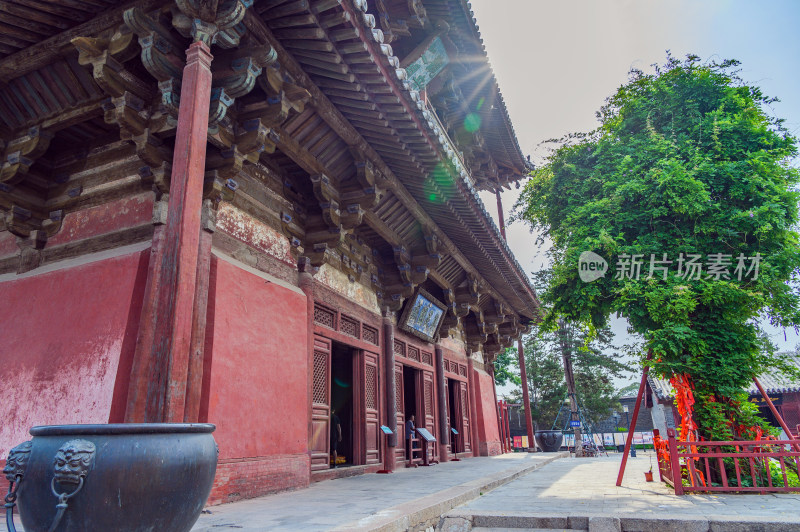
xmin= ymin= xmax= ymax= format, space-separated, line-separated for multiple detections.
xmin=473 ymin=528 xmax=586 ymax=532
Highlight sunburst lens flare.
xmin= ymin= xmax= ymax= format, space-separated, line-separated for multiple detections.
xmin=464 ymin=112 xmax=481 ymax=132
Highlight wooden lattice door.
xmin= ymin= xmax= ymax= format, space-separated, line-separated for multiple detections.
xmin=362 ymin=351 xmax=381 ymax=464
xmin=422 ymin=370 xmax=435 ymax=432
xmin=459 ymin=381 xmax=471 ymax=454
xmin=395 ymin=363 xmax=405 ymax=461
xmin=311 ymin=335 xmax=331 ymax=471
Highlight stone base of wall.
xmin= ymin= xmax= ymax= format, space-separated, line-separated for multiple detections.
xmin=208 ymin=454 xmax=310 ymax=505
xmin=479 ymin=441 xmax=502 ymax=456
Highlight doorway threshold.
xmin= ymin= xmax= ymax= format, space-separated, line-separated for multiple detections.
xmin=312 ymin=463 xmax=382 ymax=482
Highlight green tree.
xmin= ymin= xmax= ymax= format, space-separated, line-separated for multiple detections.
xmin=493 ymin=346 xmax=522 ymax=387
xmin=514 ymin=54 xmax=800 ymax=441
xmin=616 ymin=382 xmax=641 ymax=397
xmin=556 ymin=322 xmax=626 ymax=426
xmin=499 ymin=322 xmax=626 ymax=430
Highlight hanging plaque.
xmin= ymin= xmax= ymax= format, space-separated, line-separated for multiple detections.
xmin=398 ymin=288 xmax=447 ymax=343
xmin=404 ymin=36 xmax=450 ymax=91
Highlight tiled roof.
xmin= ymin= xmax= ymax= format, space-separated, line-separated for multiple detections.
xmin=648 ymin=352 xmax=800 ymax=400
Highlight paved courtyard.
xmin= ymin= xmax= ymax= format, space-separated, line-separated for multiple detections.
xmin=10 ymin=449 xmax=799 ymax=531
xmin=453 ymin=450 xmax=800 ymax=530
xmin=192 ymin=452 xmax=564 ymax=531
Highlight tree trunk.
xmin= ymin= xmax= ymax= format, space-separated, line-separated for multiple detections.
xmin=558 ymin=319 xmax=583 ymax=457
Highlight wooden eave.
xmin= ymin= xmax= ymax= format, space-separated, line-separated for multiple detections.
xmin=253 ymin=0 xmax=539 ymax=320
xmin=422 ymin=0 xmax=533 ymax=189
xmin=0 ymin=0 xmax=540 ymax=327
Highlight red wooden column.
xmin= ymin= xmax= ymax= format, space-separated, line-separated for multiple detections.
xmin=495 ymin=189 xmax=506 ymax=240
xmin=184 ymin=206 xmax=214 ymax=422
xmin=490 ymin=364 xmax=505 ymax=453
xmin=126 ymin=41 xmax=214 ymax=423
xmin=381 ymin=310 xmax=397 ymax=473
xmin=299 ymin=260 xmax=316 ymax=471
xmin=467 ymin=358 xmax=479 ymax=454
xmin=517 ymin=338 xmax=536 ymax=451
xmin=435 ymin=346 xmax=449 ymax=463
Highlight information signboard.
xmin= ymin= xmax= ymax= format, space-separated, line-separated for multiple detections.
xmin=416 ymin=428 xmax=436 ymax=442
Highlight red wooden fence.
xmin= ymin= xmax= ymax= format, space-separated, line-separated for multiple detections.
xmin=655 ymin=428 xmax=800 ymax=495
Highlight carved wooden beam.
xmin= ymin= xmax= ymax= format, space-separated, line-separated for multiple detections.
xmin=0 ymin=127 xmax=53 ymax=186
xmin=455 ymin=274 xmax=480 ymax=308
xmin=483 ymin=298 xmax=509 ymax=325
xmin=124 ymin=2 xmax=264 ymax=127
xmin=172 ymin=0 xmax=252 ymax=47
xmin=72 ymin=27 xmax=152 ymax=100
xmin=243 ymin=10 xmax=527 ymax=320
xmin=0 ymin=0 xmax=165 ymax=83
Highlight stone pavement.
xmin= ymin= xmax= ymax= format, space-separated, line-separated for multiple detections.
xmin=192 ymin=452 xmax=566 ymax=532
xmin=448 ymin=449 xmax=800 ymax=531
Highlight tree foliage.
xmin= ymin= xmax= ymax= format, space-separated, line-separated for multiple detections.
xmin=513 ymin=54 xmax=800 ymax=440
xmin=493 ymin=346 xmax=522 ymax=387
xmin=499 ymin=323 xmax=626 ymax=430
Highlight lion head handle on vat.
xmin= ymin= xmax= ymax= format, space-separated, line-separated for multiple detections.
xmin=53 ymin=439 xmax=96 ymax=485
xmin=3 ymin=440 xmax=33 ymax=482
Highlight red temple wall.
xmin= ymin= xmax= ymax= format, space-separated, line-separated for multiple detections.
xmin=202 ymin=253 xmax=310 ymax=504
xmin=473 ymin=366 xmax=501 ymax=456
xmin=0 ymin=247 xmax=148 ymax=460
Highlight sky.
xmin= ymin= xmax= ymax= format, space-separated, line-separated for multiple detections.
xmin=467 ymin=0 xmax=800 ymax=388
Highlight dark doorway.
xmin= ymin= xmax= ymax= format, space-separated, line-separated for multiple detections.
xmin=403 ymin=365 xmax=418 ymax=460
xmin=447 ymin=379 xmax=460 ymax=452
xmin=331 ymin=342 xmax=354 ymax=466
xmin=403 ymin=365 xmax=418 ymax=423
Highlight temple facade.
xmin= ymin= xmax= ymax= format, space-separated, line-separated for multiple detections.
xmin=0 ymin=0 xmax=539 ymax=504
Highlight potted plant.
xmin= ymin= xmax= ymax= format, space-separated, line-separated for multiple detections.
xmin=644 ymin=456 xmax=654 ymax=482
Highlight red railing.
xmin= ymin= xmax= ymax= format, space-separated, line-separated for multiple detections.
xmin=656 ymin=428 xmax=800 ymax=494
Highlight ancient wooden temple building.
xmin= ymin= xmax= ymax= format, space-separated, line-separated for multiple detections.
xmin=0 ymin=0 xmax=538 ymax=503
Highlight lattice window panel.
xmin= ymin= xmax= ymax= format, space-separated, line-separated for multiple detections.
xmin=363 ymin=325 xmax=379 ymax=345
xmin=459 ymin=364 xmax=467 ymax=377
xmin=365 ymin=365 xmax=377 ymax=410
xmin=394 ymin=339 xmax=405 ymax=357
xmin=408 ymin=346 xmax=420 ymax=362
xmin=313 ymin=351 xmax=328 ymax=404
xmin=461 ymin=388 xmax=468 ymax=414
xmin=340 ymin=314 xmax=360 ymax=338
xmin=395 ymin=372 xmax=403 ymax=412
xmin=424 ymin=381 xmax=433 ymax=416
xmin=314 ymin=304 xmax=335 ymax=329
xmin=421 ymin=351 xmax=432 ymax=366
